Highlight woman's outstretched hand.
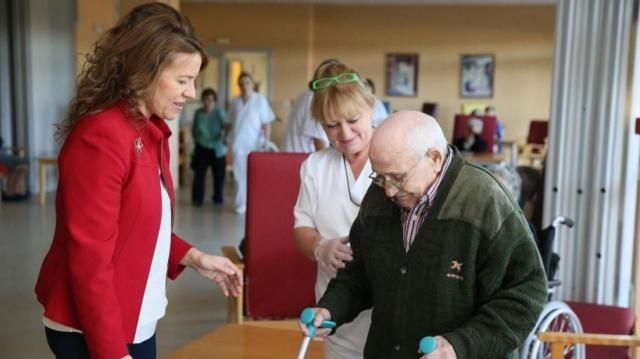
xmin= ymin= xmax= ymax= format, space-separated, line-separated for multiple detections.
xmin=182 ymin=248 xmax=243 ymax=297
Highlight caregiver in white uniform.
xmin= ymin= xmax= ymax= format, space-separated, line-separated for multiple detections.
xmin=228 ymin=72 xmax=275 ymax=214
xmin=283 ymin=90 xmax=316 ymax=153
xmin=363 ymin=78 xmax=389 ymax=128
xmin=293 ymin=61 xmax=375 ymax=359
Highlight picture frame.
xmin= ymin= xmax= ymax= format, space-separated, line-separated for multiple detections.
xmin=460 ymin=54 xmax=494 ymax=98
xmin=385 ymin=53 xmax=419 ymax=97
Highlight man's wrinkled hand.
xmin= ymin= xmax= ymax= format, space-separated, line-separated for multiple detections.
xmin=298 ymin=307 xmax=332 ymax=341
xmin=420 ymin=336 xmax=457 ymax=359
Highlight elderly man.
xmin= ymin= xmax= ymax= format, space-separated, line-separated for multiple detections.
xmin=301 ymin=111 xmax=547 ymax=358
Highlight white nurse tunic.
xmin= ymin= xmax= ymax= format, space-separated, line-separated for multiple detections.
xmin=293 ymin=148 xmax=373 ymax=359
xmin=228 ymin=93 xmax=275 ymax=212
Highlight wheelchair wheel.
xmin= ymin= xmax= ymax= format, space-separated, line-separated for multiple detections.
xmin=521 ymin=301 xmax=568 ymax=357
xmin=520 ymin=301 xmax=585 ymax=359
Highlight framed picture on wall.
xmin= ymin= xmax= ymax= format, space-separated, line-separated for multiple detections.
xmin=460 ymin=54 xmax=494 ymax=98
xmin=385 ymin=53 xmax=419 ymax=97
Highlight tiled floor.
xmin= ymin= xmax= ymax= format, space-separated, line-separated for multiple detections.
xmin=0 ymin=184 xmax=245 ymax=358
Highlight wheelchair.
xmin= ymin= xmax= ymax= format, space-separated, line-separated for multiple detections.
xmin=519 ymin=216 xmax=585 ymax=359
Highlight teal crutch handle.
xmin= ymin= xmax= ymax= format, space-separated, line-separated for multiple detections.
xmin=418 ymin=336 xmax=437 ymax=356
xmin=300 ymin=307 xmax=336 ymax=337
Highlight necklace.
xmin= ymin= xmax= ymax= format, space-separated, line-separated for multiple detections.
xmin=342 ymin=154 xmax=361 ymax=207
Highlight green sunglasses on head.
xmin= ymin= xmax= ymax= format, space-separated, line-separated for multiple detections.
xmin=311 ymin=72 xmax=360 ymax=91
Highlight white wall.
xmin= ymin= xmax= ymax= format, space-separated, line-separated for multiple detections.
xmin=27 ymin=0 xmax=76 ymax=192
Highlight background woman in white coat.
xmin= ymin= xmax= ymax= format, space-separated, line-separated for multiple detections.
xmin=227 ymin=72 xmax=275 ymax=214
xmin=293 ymin=61 xmax=375 ymax=359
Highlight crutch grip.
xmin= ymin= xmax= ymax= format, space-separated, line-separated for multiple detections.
xmin=418 ymin=336 xmax=437 ymax=356
xmin=297 ymin=308 xmax=337 ymax=359
xmin=300 ymin=307 xmax=336 ymax=336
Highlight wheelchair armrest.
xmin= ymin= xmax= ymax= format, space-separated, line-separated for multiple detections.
xmin=548 ymin=280 xmax=562 ymax=289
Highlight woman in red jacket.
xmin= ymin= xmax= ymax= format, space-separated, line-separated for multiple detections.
xmin=35 ymin=4 xmax=242 ymax=359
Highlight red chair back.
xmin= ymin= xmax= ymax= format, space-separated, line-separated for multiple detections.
xmin=527 ymin=120 xmax=549 ymax=145
xmin=566 ymin=301 xmax=636 ymax=358
xmin=244 ymin=152 xmax=316 ymax=319
xmin=453 ymin=114 xmax=497 ymax=153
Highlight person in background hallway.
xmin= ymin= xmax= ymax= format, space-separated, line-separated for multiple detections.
xmin=293 ymin=61 xmax=375 ymax=358
xmin=0 ymin=136 xmax=29 ymax=201
xmin=283 ymin=59 xmax=339 ymax=153
xmin=35 ymin=4 xmax=242 ymax=359
xmin=363 ymin=78 xmax=389 ymax=127
xmin=453 ymin=117 xmax=487 ymax=153
xmin=227 ymin=72 xmax=275 ymax=214
xmin=300 ymin=111 xmax=547 ymax=359
xmin=191 ymin=87 xmax=227 ymax=206
xmin=283 ymin=88 xmax=315 ymax=153
xmin=485 ymin=105 xmax=505 ymax=153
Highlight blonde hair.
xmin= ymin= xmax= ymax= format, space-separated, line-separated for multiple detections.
xmin=310 ymin=61 xmax=375 ymax=124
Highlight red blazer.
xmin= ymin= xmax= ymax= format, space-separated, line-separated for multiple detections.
xmin=35 ymin=103 xmax=192 ymax=359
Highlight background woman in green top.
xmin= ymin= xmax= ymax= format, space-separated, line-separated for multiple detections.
xmin=191 ymin=88 xmax=227 ymax=206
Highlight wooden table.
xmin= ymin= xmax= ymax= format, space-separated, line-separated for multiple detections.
xmin=38 ymin=156 xmax=57 ymax=207
xmin=164 ymin=323 xmax=324 ymax=359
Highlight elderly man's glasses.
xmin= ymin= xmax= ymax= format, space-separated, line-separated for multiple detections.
xmin=311 ymin=72 xmax=360 ymax=91
xmin=369 ymin=155 xmax=425 ymax=193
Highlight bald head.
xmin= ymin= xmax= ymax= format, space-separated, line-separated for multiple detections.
xmin=369 ymin=111 xmax=450 ymax=209
xmin=370 ymin=111 xmax=448 ymax=164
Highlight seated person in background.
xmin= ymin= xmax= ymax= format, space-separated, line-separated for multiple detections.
xmin=516 ymin=165 xmax=542 ymax=220
xmin=453 ymin=117 xmax=487 ymax=153
xmin=0 ymin=136 xmax=29 ymax=201
xmin=301 ymin=111 xmax=548 ymax=359
xmin=485 ymin=105 xmax=505 ymax=152
xmin=486 ymin=163 xmax=539 ymax=243
xmin=485 ymin=163 xmax=520 ymax=201
xmin=363 ymin=78 xmax=389 ymax=127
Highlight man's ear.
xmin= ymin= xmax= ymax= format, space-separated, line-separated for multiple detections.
xmin=427 ymin=149 xmax=444 ymax=172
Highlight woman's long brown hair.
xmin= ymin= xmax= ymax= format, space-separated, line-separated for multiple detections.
xmin=55 ymin=2 xmax=208 ymax=143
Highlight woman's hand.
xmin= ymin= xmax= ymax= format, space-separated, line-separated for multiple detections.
xmin=181 ymin=248 xmax=243 ymax=297
xmin=315 ymin=236 xmax=353 ymax=273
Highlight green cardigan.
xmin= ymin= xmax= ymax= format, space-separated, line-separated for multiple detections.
xmin=318 ymin=149 xmax=548 ymax=359
xmin=191 ymin=107 xmax=226 ymax=156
